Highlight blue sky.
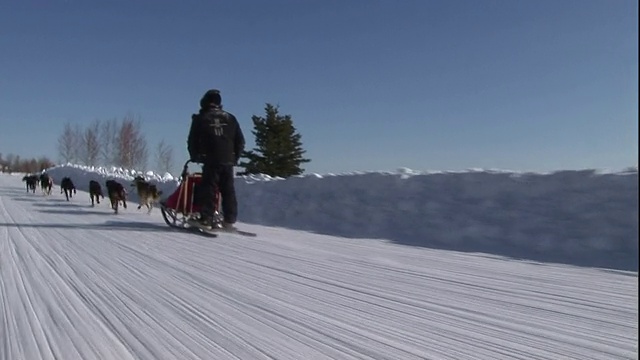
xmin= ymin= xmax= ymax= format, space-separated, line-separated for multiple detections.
xmin=1 ymin=0 xmax=637 ymax=174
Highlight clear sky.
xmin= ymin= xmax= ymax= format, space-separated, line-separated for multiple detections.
xmin=1 ymin=0 xmax=637 ymax=175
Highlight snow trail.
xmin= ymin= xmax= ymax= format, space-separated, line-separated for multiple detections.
xmin=0 ymin=175 xmax=637 ymax=359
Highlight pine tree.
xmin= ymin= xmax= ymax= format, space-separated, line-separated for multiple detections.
xmin=239 ymin=103 xmax=310 ymax=177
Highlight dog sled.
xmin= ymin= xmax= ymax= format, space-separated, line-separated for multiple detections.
xmin=160 ymin=160 xmax=256 ymax=237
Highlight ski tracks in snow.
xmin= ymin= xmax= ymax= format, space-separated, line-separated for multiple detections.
xmin=0 ymin=177 xmax=638 ymax=360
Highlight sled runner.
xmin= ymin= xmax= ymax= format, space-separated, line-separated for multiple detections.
xmin=160 ymin=160 xmax=256 ymax=237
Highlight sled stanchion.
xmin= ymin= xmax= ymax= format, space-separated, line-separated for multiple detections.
xmin=179 ymin=177 xmax=187 ymax=214
xmin=177 ymin=159 xmax=191 ymax=216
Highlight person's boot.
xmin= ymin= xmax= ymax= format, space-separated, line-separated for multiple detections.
xmin=188 ymin=215 xmax=213 ymax=230
xmin=221 ymin=221 xmax=236 ymax=231
xmin=200 ymin=218 xmax=214 ymax=230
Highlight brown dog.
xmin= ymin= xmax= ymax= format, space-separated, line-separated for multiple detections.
xmin=60 ymin=177 xmax=76 ymax=201
xmin=131 ymin=176 xmax=163 ymax=214
xmin=22 ymin=175 xmax=38 ymax=193
xmin=40 ymin=173 xmax=53 ymax=195
xmin=89 ymin=180 xmax=104 ymax=207
xmin=105 ymin=180 xmax=127 ymax=214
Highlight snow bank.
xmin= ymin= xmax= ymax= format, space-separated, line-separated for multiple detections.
xmin=45 ymin=163 xmax=180 ymax=204
xmin=45 ymin=164 xmax=638 ymax=271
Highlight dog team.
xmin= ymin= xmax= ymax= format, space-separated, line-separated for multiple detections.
xmin=22 ymin=173 xmax=163 ymax=214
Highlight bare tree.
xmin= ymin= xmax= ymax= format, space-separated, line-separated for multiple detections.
xmin=37 ymin=156 xmax=55 ymax=171
xmin=2 ymin=153 xmax=13 ymax=173
xmin=11 ymin=155 xmax=21 ymax=172
xmin=100 ymin=118 xmax=118 ymax=166
xmin=156 ymin=139 xmax=174 ymax=174
xmin=26 ymin=159 xmax=38 ymax=173
xmin=5 ymin=154 xmax=14 ymax=172
xmin=0 ymin=153 xmax=6 ymax=173
xmin=73 ymin=124 xmax=85 ymax=163
xmin=82 ymin=119 xmax=101 ymax=166
xmin=116 ymin=113 xmax=148 ymax=169
xmin=58 ymin=122 xmax=78 ymax=164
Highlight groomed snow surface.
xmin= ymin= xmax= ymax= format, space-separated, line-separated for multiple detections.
xmin=1 ymin=164 xmax=637 ymax=359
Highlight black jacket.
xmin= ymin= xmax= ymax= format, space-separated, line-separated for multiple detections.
xmin=187 ymin=105 xmax=245 ymax=166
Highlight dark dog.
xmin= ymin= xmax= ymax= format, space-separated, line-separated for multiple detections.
xmin=60 ymin=177 xmax=77 ymax=201
xmin=89 ymin=180 xmax=104 ymax=207
xmin=105 ymin=180 xmax=127 ymax=214
xmin=131 ymin=176 xmax=163 ymax=214
xmin=22 ymin=175 xmax=38 ymax=193
xmin=39 ymin=173 xmax=53 ymax=195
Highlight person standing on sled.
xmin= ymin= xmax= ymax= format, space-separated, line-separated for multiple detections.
xmin=187 ymin=89 xmax=245 ymax=230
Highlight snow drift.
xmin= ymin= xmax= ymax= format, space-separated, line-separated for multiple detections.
xmin=44 ymin=164 xmax=638 ymax=271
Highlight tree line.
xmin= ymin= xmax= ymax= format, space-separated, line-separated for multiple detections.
xmin=0 ymin=153 xmax=55 ymax=174
xmin=2 ymin=104 xmax=310 ymax=178
xmin=56 ymin=113 xmax=174 ymax=173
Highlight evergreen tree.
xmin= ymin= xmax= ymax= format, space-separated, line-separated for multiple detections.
xmin=239 ymin=103 xmax=310 ymax=177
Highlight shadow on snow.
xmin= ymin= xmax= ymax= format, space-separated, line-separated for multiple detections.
xmin=0 ymin=220 xmax=170 ymax=233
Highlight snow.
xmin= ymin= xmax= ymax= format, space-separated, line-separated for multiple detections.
xmin=45 ymin=163 xmax=638 ymax=271
xmin=2 ymin=165 xmax=637 ymax=359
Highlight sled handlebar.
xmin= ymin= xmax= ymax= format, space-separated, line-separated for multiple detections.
xmin=181 ymin=160 xmax=196 ymax=180
xmin=181 ymin=159 xmax=206 ymax=181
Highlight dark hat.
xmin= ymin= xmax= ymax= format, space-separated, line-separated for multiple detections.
xmin=200 ymin=89 xmax=222 ymax=108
